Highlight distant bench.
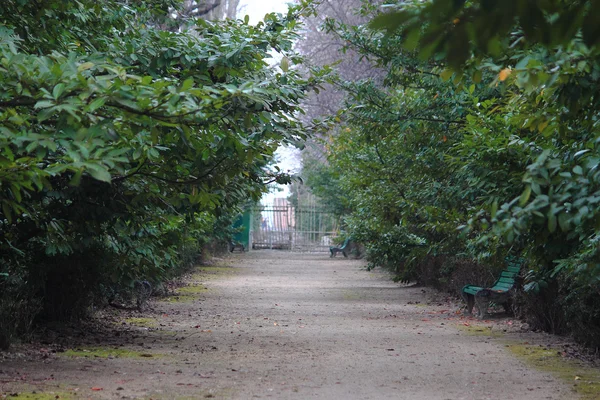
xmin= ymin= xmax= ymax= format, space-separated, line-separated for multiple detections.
xmin=461 ymin=256 xmax=524 ymax=319
xmin=330 ymin=238 xmax=351 ymax=258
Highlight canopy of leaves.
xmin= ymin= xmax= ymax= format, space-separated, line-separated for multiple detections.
xmin=370 ymin=0 xmax=600 ymax=68
xmin=0 ymin=0 xmax=322 ymax=327
xmin=313 ymin=0 xmax=600 ymax=348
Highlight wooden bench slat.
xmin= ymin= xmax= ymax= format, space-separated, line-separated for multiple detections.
xmin=463 ymin=285 xmax=483 ymax=295
xmin=497 ymin=277 xmax=515 ymax=284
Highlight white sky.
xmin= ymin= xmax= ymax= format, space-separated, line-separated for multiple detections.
xmin=239 ymin=0 xmax=302 ymax=204
xmin=238 ymin=0 xmax=291 ymax=24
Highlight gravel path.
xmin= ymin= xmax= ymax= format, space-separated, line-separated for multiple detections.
xmin=0 ymin=250 xmax=574 ymax=399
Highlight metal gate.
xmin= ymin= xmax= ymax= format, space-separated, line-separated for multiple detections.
xmin=250 ymin=199 xmax=340 ymax=252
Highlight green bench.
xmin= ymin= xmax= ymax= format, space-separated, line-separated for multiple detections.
xmin=461 ymin=256 xmax=524 ymax=319
xmin=330 ymin=238 xmax=351 ymax=258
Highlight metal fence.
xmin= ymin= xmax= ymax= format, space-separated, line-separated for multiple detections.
xmin=250 ymin=203 xmax=340 ymax=252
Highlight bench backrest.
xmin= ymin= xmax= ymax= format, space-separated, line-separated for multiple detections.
xmin=490 ymin=257 xmax=524 ymax=292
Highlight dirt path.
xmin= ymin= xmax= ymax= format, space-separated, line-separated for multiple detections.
xmin=1 ymin=251 xmax=578 ymax=399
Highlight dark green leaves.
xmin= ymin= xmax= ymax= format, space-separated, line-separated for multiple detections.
xmin=0 ymin=0 xmax=321 ymax=322
xmin=369 ymin=0 xmax=600 ymax=69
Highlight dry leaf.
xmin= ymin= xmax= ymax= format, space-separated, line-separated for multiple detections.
xmin=499 ymin=68 xmax=512 ymax=81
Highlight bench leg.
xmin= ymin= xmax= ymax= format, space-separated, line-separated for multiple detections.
xmin=464 ymin=294 xmax=475 ymax=315
xmin=475 ymin=297 xmax=489 ymax=319
xmin=502 ymin=301 xmax=511 ymax=314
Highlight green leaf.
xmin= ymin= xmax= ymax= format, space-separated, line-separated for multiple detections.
xmin=10 ymin=183 xmax=22 ymax=202
xmin=2 ymin=201 xmax=12 ymax=224
xmin=440 ymin=69 xmax=453 ymax=81
xmin=88 ymin=97 xmax=107 ymax=112
xmin=181 ymin=78 xmax=194 ymax=91
xmin=558 ymin=212 xmax=570 ymax=232
xmin=53 ymin=83 xmax=66 ymax=100
xmin=548 ymin=213 xmax=557 ymax=233
xmin=78 ymin=62 xmax=95 ymax=72
xmin=85 ymin=165 xmax=111 ymax=182
xmin=69 ymin=169 xmax=83 ymax=186
xmin=490 ymin=199 xmax=498 ymax=219
xmin=280 ymin=57 xmax=290 ymax=73
xmin=148 ymin=147 xmax=159 ymax=159
xmin=519 ymin=185 xmax=532 ymax=206
xmin=34 ymin=100 xmax=55 ymax=109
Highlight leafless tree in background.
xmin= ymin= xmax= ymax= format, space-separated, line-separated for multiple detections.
xmin=295 ymin=0 xmax=383 ymax=163
xmin=176 ymin=0 xmax=240 ymax=21
xmin=285 ymin=0 xmax=384 ymax=207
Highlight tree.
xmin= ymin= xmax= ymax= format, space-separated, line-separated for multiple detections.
xmin=316 ymin=0 xmax=600 ymax=347
xmin=0 ymin=0 xmax=323 ymax=345
xmin=177 ymin=1 xmax=241 ymax=22
xmin=293 ymin=0 xmax=384 ymax=215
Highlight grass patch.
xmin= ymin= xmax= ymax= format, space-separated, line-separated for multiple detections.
xmin=125 ymin=317 xmax=157 ymax=327
xmin=162 ymin=293 xmax=198 ymax=303
xmin=456 ymin=322 xmax=600 ymax=399
xmin=457 ymin=323 xmax=503 ymax=337
xmin=62 ymin=346 xmax=159 ymax=359
xmin=176 ymin=284 xmax=209 ymax=295
xmin=160 ymin=264 xmax=235 ymax=303
xmin=191 ymin=266 xmax=237 ymax=280
xmin=506 ymin=342 xmax=600 ymax=400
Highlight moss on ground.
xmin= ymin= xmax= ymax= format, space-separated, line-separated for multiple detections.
xmin=457 ymin=323 xmax=503 ymax=337
xmin=161 ymin=267 xmax=226 ymax=303
xmin=62 ymin=346 xmax=159 ymax=359
xmin=457 ymin=321 xmax=600 ymax=399
xmin=176 ymin=284 xmax=209 ymax=295
xmin=507 ymin=342 xmax=600 ymax=400
xmin=162 ymin=292 xmax=198 ymax=303
xmin=125 ymin=317 xmax=157 ymax=327
xmin=191 ymin=265 xmax=236 ymax=281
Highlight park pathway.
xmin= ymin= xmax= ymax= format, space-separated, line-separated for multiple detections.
xmin=0 ymin=250 xmax=573 ymax=399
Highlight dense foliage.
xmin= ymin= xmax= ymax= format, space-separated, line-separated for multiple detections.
xmin=304 ymin=0 xmax=600 ymax=348
xmin=0 ymin=0 xmax=321 ymax=347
